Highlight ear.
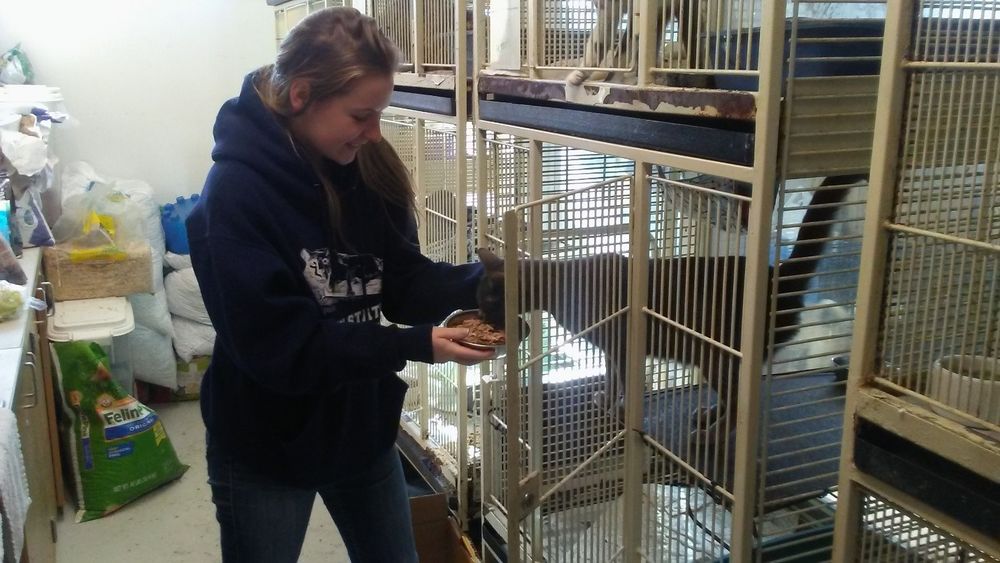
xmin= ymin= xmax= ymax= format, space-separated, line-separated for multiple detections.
xmin=476 ymin=248 xmax=503 ymax=271
xmin=289 ymin=79 xmax=311 ymax=114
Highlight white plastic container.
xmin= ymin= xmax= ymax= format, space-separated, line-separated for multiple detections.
xmin=48 ymin=297 xmax=136 ymax=393
xmin=928 ymin=355 xmax=1000 ymax=427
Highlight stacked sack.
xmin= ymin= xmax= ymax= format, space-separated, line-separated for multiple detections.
xmin=60 ymin=162 xmax=177 ymax=390
xmin=164 ymin=252 xmax=215 ymax=364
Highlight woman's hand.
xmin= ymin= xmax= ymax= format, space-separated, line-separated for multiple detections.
xmin=431 ymin=327 xmax=497 ymax=365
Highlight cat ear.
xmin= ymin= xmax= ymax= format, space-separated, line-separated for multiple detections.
xmin=476 ymin=248 xmax=503 ymax=271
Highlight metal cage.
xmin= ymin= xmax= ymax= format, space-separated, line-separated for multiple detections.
xmin=367 ymin=0 xmax=472 ymax=91
xmin=473 ymin=0 xmax=885 ymax=103
xmin=832 ymin=0 xmax=1000 ymax=560
xmin=477 ymin=101 xmax=869 ymax=560
xmin=856 ymin=489 xmax=997 ymax=562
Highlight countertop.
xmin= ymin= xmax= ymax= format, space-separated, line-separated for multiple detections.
xmin=0 ymin=248 xmax=42 ymax=408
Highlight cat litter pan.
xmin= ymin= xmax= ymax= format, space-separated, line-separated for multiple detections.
xmin=48 ymin=296 xmax=136 ymax=392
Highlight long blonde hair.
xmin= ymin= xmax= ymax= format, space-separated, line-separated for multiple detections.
xmin=255 ymin=7 xmax=414 ymax=242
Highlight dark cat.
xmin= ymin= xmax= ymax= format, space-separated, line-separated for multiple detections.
xmin=475 ymin=176 xmax=862 ymax=439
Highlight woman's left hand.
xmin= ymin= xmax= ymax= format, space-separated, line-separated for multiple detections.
xmin=431 ymin=327 xmax=497 ymax=365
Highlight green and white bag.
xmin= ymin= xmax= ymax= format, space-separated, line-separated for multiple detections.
xmin=51 ymin=341 xmax=188 ymax=522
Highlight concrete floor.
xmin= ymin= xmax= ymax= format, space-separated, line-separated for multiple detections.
xmin=54 ymin=400 xmax=351 ymax=563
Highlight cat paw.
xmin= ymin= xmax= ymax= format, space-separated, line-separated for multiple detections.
xmin=566 ymin=70 xmax=588 ymax=86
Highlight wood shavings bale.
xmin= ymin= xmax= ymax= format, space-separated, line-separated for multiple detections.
xmin=43 ymin=242 xmax=152 ymax=301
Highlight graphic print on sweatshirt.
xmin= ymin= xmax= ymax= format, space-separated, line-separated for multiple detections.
xmin=301 ymin=248 xmax=384 ymax=322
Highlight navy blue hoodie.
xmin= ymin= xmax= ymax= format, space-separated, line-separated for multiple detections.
xmin=187 ymin=72 xmax=482 ymax=486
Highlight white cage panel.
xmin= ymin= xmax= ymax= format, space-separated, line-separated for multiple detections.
xmin=370 ymin=0 xmax=415 ymax=65
xmin=381 ymin=114 xmax=418 ymax=177
xmin=637 ymin=168 xmax=866 ymax=559
xmin=478 ymin=131 xmax=532 ymax=251
xmin=381 ymin=115 xmax=422 ymax=422
xmin=488 ymin=175 xmax=634 ymax=562
xmin=832 ymin=1 xmax=999 ymax=560
xmin=382 ymin=114 xmax=479 ymax=523
xmin=871 ymin=5 xmax=1000 ymax=431
xmin=856 ymin=490 xmax=998 ymax=562
xmin=423 ymin=0 xmax=460 ymax=68
xmin=640 ymin=171 xmax=749 ymax=559
xmin=755 ymin=180 xmax=865 ymax=561
xmin=368 ymin=0 xmax=470 ymax=81
xmin=423 ymin=122 xmax=465 ymax=262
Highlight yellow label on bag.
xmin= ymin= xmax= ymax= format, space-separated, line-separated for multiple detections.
xmin=83 ymin=211 xmax=117 ymax=240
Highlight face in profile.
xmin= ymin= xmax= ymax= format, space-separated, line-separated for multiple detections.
xmin=289 ymin=74 xmax=394 ymax=165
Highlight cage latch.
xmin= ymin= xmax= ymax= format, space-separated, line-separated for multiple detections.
xmin=517 ymin=471 xmax=542 ymax=518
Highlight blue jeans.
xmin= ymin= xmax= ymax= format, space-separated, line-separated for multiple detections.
xmin=207 ymin=436 xmax=419 ymax=563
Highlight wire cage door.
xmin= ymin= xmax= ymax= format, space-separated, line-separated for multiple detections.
xmin=483 ymin=174 xmax=635 ymax=563
xmin=832 ymin=0 xmax=1000 ymax=559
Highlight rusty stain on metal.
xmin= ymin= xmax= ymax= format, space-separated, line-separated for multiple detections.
xmin=478 ymin=74 xmax=757 ymax=121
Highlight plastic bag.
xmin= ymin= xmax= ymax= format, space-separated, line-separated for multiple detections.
xmin=171 ymin=315 xmax=216 ymax=363
xmin=124 ymin=325 xmax=178 ymax=389
xmin=164 ymin=268 xmax=209 ymax=325
xmin=0 ymin=231 xmax=25 ymax=284
xmin=0 ymin=44 xmax=33 ymax=85
xmin=14 ymin=183 xmax=54 ymax=247
xmin=0 ymin=280 xmax=46 ymax=322
xmin=114 ymin=179 xmax=165 ymax=293
xmin=51 ymin=181 xmax=144 ymax=262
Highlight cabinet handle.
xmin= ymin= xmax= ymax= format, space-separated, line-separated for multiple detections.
xmin=21 ymin=361 xmax=38 ymax=409
xmin=39 ymin=282 xmax=54 ymax=317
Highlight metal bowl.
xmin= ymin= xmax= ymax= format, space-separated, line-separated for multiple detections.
xmin=442 ymin=309 xmax=530 ymax=359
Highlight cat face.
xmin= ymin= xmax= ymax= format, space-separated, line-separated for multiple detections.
xmin=476 ymin=248 xmax=507 ymax=327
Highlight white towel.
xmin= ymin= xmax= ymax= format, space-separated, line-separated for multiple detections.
xmin=0 ymin=408 xmax=31 ymax=563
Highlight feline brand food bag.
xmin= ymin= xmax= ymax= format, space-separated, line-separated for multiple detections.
xmin=51 ymin=341 xmax=188 ymax=522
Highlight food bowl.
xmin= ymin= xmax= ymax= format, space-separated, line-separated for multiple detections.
xmin=927 ymin=355 xmax=1000 ymax=427
xmin=442 ymin=309 xmax=530 ymax=359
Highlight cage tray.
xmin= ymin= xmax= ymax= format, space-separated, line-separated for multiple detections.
xmin=391 ymin=86 xmax=462 ymax=116
xmin=854 ymin=418 xmax=1000 ymax=539
xmin=479 ymin=97 xmax=755 ymax=165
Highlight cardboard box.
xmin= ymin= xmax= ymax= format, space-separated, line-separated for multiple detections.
xmin=175 ymin=355 xmax=209 ymax=399
xmin=42 ymin=242 xmax=152 ymax=301
xmin=410 ymin=493 xmax=477 ymax=563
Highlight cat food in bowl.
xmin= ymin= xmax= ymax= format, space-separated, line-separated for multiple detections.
xmin=442 ymin=309 xmax=529 ymax=358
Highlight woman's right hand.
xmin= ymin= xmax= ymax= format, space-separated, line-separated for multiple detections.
xmin=431 ymin=327 xmax=496 ymax=365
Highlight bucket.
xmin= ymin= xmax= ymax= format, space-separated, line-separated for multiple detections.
xmin=928 ymin=355 xmax=1000 ymax=427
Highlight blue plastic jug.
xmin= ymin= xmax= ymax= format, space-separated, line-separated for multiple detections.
xmin=162 ymin=194 xmax=202 ymax=254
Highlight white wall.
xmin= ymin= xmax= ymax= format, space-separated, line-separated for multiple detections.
xmin=0 ymin=1 xmax=276 ymax=203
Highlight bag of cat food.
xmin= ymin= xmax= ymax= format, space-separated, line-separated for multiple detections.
xmin=51 ymin=341 xmax=188 ymax=522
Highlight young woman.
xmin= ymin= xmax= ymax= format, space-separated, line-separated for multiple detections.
xmin=186 ymin=7 xmax=493 ymax=562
